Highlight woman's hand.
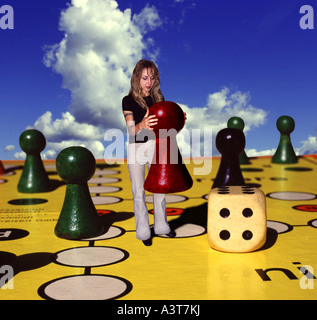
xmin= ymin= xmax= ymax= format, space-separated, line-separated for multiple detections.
xmin=140 ymin=109 xmax=158 ymax=130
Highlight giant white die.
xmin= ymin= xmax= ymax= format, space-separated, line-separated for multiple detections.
xmin=208 ymin=186 xmax=267 ymax=253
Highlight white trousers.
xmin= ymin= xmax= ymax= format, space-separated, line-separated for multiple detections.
xmin=127 ymin=140 xmax=171 ymax=240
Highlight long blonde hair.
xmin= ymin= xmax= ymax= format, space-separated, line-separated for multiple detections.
xmin=129 ymin=59 xmax=164 ymax=108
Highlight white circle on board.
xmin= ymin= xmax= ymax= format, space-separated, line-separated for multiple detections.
xmin=92 ymin=196 xmax=122 ymax=205
xmin=40 ymin=275 xmax=131 ymax=300
xmin=89 ymin=177 xmax=120 ymax=184
xmin=94 ymin=170 xmax=120 ymax=176
xmin=2 ymin=164 xmax=21 ymax=171
xmin=159 ymin=224 xmax=206 ymax=238
xmin=308 ymin=219 xmax=317 ymax=228
xmin=0 ymin=171 xmax=14 ymax=177
xmin=82 ymin=226 xmax=124 ymax=241
xmin=267 ymin=192 xmax=317 ymax=201
xmin=44 ymin=164 xmax=56 ymax=170
xmin=267 ymin=220 xmax=293 ymax=234
xmin=89 ymin=186 xmax=120 ymax=194
xmin=145 ymin=194 xmax=187 ymax=203
xmin=54 ymin=246 xmax=127 ymax=267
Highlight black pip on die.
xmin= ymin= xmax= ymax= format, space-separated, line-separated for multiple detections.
xmin=208 ymin=186 xmax=267 ymax=253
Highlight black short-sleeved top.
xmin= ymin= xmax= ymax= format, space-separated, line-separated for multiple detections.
xmin=122 ymin=94 xmax=156 ymax=143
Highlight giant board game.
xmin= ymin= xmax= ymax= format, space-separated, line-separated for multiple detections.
xmin=1 ymin=155 xmax=317 ymax=300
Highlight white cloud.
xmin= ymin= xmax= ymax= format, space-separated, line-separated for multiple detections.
xmin=4 ymin=145 xmax=15 ymax=152
xmin=30 ymin=111 xmax=105 ymax=159
xmin=30 ymin=111 xmax=103 ymax=142
xmin=14 ymin=139 xmax=105 ymax=160
xmin=179 ymin=87 xmax=267 ymax=133
xmin=177 ymin=87 xmax=268 ymax=157
xmin=42 ymin=140 xmax=105 ymax=160
xmin=14 ymin=151 xmax=26 ymax=160
xmin=133 ymin=4 xmax=162 ymax=34
xmin=20 ymin=1 xmax=270 ymax=161
xmin=21 ymin=0 xmax=162 ymax=160
xmin=245 ymin=148 xmax=275 ymax=157
xmin=296 ymin=135 xmax=317 ymax=155
xmin=43 ymin=0 xmax=157 ymax=130
xmin=245 ymin=135 xmax=317 ymax=158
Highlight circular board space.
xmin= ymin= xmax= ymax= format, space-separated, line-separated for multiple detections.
xmin=88 ymin=177 xmax=120 ymax=184
xmin=308 ymin=219 xmax=317 ymax=228
xmin=8 ymin=198 xmax=48 ymax=205
xmin=94 ymin=170 xmax=120 ymax=176
xmin=159 ymin=223 xmax=206 ymax=238
xmin=0 ymin=171 xmax=15 ymax=177
xmin=241 ymin=168 xmax=263 ymax=172
xmin=266 ymin=191 xmax=317 ymax=201
xmin=44 ymin=164 xmax=56 ymax=170
xmin=89 ymin=186 xmax=121 ymax=194
xmin=284 ymin=167 xmax=313 ymax=172
xmin=92 ymin=196 xmax=122 ymax=205
xmin=149 ymin=208 xmax=185 ymax=216
xmin=293 ymin=204 xmax=317 ymax=212
xmin=145 ymin=194 xmax=188 ymax=204
xmin=81 ymin=226 xmax=125 ymax=241
xmin=38 ymin=274 xmax=132 ymax=300
xmin=270 ymin=177 xmax=288 ymax=181
xmin=53 ymin=246 xmax=129 ymax=268
xmin=0 ymin=228 xmax=29 ymax=241
xmin=267 ymin=220 xmax=293 ymax=234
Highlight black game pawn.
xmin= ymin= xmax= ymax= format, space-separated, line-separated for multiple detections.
xmin=227 ymin=116 xmax=250 ymax=164
xmin=212 ymin=128 xmax=246 ymax=188
xmin=54 ymin=146 xmax=104 ymax=240
xmin=272 ymin=115 xmax=298 ymax=164
xmin=17 ymin=129 xmax=51 ymax=193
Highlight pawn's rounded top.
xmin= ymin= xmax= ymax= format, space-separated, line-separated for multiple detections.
xmin=148 ymin=101 xmax=185 ymax=134
xmin=276 ymin=115 xmax=295 ymax=134
xmin=216 ymin=128 xmax=245 ymax=155
xmin=56 ymin=146 xmax=96 ymax=184
xmin=227 ymin=116 xmax=245 ymax=131
xmin=19 ymin=129 xmax=46 ymax=155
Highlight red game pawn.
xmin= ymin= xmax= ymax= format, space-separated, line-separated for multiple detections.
xmin=144 ymin=101 xmax=193 ymax=194
xmin=0 ymin=160 xmax=5 ymax=175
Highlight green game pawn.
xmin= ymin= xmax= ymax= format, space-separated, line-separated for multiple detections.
xmin=272 ymin=115 xmax=298 ymax=164
xmin=17 ymin=129 xmax=52 ymax=193
xmin=54 ymin=146 xmax=104 ymax=240
xmin=227 ymin=116 xmax=250 ymax=164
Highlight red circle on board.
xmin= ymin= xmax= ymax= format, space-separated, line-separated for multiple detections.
xmin=149 ymin=208 xmax=184 ymax=216
xmin=293 ymin=205 xmax=317 ymax=212
xmin=97 ymin=209 xmax=112 ymax=216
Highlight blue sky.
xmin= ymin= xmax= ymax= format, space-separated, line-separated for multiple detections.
xmin=0 ymin=0 xmax=317 ymax=160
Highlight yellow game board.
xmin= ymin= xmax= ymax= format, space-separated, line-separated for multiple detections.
xmin=0 ymin=155 xmax=317 ymax=300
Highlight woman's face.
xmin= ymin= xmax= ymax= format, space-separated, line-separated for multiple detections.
xmin=140 ymin=68 xmax=155 ymax=96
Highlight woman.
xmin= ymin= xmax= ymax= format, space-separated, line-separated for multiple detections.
xmin=122 ymin=59 xmax=176 ymax=246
